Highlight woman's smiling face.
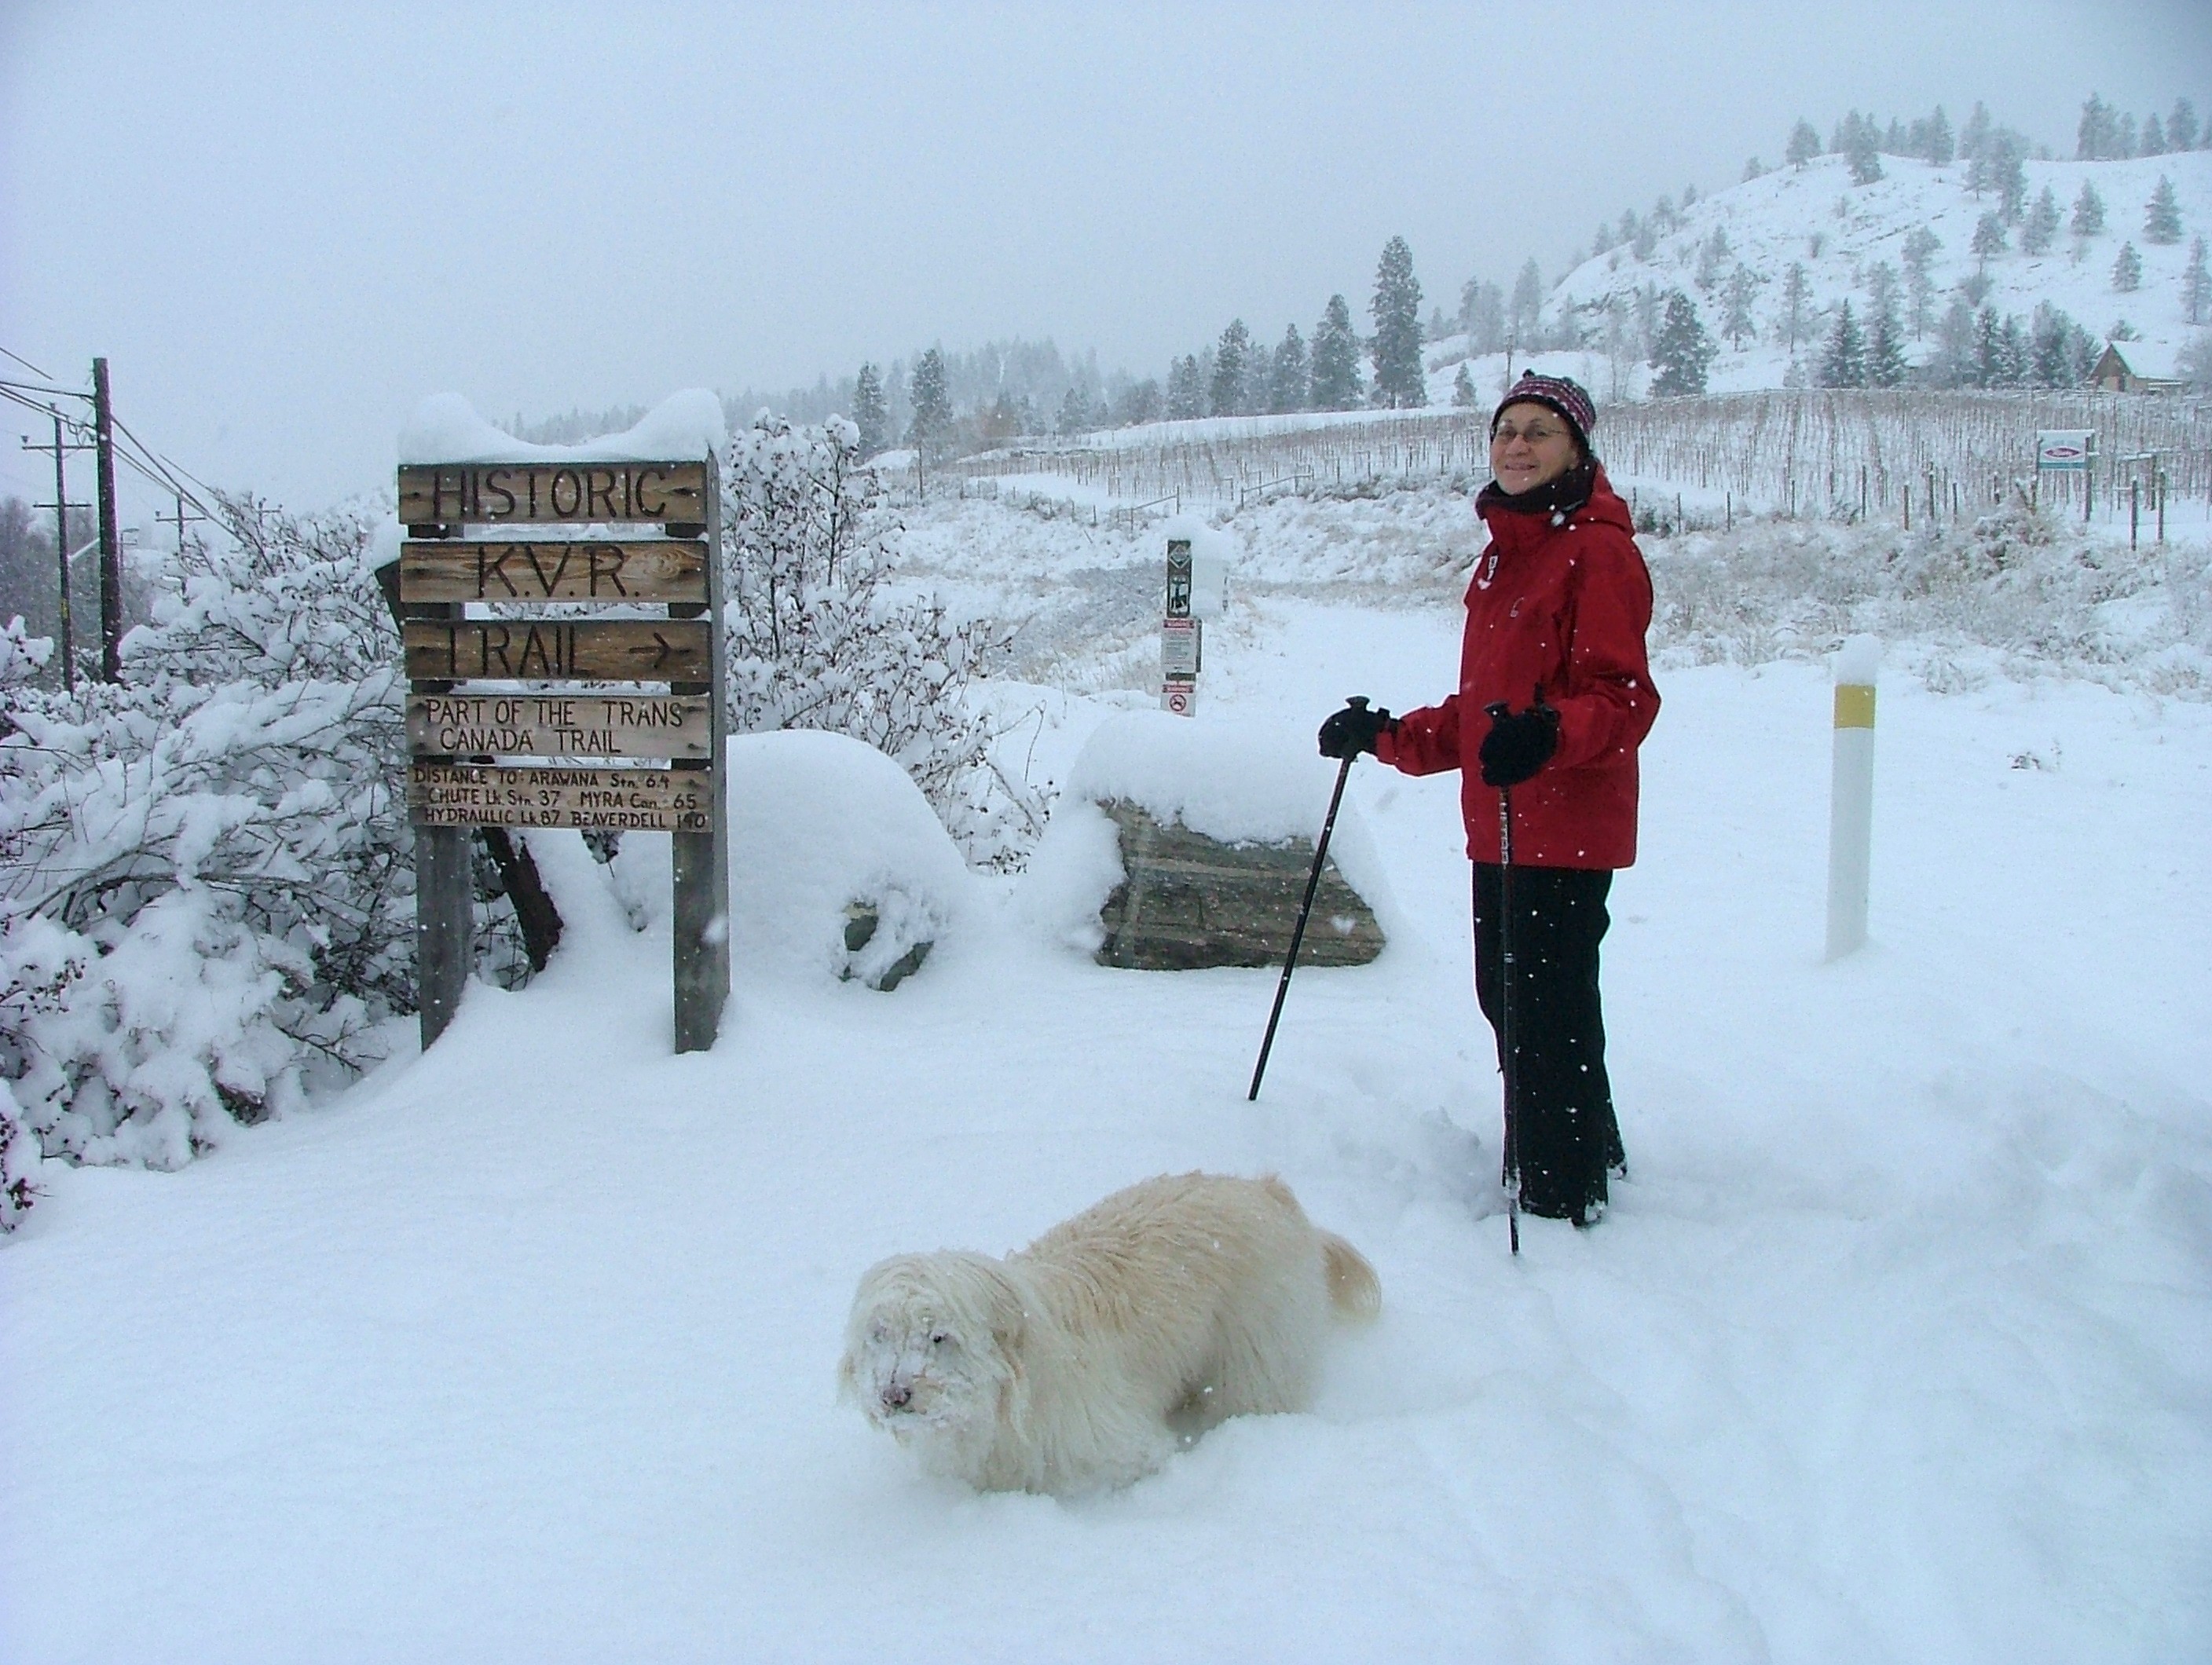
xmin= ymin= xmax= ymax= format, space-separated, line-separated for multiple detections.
xmin=1490 ymin=402 xmax=1582 ymax=494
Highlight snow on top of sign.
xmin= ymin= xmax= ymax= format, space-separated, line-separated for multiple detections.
xmin=1162 ymin=514 xmax=1235 ymax=620
xmin=1017 ymin=711 xmax=1401 ymax=953
xmin=397 ymin=390 xmax=727 ymax=466
xmin=720 ymin=729 xmax=973 ymax=984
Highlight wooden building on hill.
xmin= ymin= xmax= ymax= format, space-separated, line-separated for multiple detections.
xmin=2087 ymin=340 xmax=2188 ymax=394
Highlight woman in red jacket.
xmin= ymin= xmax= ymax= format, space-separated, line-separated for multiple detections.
xmin=1318 ymin=372 xmax=1659 ymax=1227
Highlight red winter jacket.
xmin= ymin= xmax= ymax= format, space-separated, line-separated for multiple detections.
xmin=1375 ymin=465 xmax=1659 ymax=868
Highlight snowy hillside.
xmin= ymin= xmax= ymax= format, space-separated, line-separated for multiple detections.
xmin=1421 ymin=151 xmax=2212 ymax=402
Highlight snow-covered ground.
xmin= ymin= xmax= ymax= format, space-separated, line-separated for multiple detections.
xmin=5 ymin=489 xmax=2210 ymax=1663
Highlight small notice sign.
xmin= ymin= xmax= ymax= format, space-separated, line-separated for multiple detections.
xmin=1161 ymin=616 xmax=1200 ymax=678
xmin=2036 ymin=430 xmax=2097 ymax=472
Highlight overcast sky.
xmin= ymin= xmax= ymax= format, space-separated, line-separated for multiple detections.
xmin=4 ymin=1 xmax=2207 ymax=514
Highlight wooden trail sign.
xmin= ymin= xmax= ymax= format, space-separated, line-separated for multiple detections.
xmin=400 ymin=539 xmax=709 ymax=602
xmin=397 ymin=462 xmax=709 ymax=527
xmin=401 ymin=448 xmax=728 ymax=1056
xmin=408 ymin=691 xmax=713 ymax=759
xmin=408 ymin=763 xmax=713 ymax=832
xmin=403 ymin=618 xmax=711 ymax=682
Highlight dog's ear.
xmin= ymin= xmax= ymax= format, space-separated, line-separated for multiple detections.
xmin=983 ymin=1264 xmax=1027 ymax=1359
xmin=836 ymin=1337 xmax=859 ymax=1403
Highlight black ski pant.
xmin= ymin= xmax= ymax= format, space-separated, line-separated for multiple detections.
xmin=1472 ymin=862 xmax=1624 ymax=1221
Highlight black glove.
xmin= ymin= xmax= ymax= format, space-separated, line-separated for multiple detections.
xmin=1479 ymin=697 xmax=1558 ymax=787
xmin=1317 ymin=698 xmax=1393 ymax=759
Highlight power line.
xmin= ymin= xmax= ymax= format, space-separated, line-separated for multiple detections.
xmin=0 ymin=375 xmax=88 ymax=402
xmin=0 ymin=344 xmax=59 ymax=381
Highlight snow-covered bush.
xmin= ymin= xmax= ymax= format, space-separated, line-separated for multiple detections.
xmin=1646 ymin=495 xmax=2208 ymax=690
xmin=722 ymin=414 xmax=1042 ymax=865
xmin=0 ymin=494 xmax=411 ymax=1220
xmin=0 ymin=615 xmax=53 ymax=690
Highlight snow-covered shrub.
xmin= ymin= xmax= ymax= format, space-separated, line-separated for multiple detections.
xmin=722 ymin=414 xmax=1042 ymax=865
xmin=0 ymin=494 xmax=411 ymax=1219
xmin=0 ymin=615 xmax=53 ymax=691
xmin=1646 ymin=496 xmax=2207 ymax=691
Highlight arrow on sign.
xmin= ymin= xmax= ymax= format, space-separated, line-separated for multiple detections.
xmin=624 ymin=631 xmax=680 ymax=671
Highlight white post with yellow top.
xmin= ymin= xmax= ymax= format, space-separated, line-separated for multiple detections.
xmin=1825 ymin=635 xmax=1880 ymax=960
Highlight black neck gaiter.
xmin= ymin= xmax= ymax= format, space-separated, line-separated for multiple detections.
xmin=1478 ymin=458 xmax=1598 ymax=520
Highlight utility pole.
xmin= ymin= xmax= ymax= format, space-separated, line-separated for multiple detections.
xmin=21 ymin=413 xmax=93 ymax=691
xmin=92 ymin=357 xmax=123 ymax=682
xmin=155 ymin=490 xmax=206 ymax=562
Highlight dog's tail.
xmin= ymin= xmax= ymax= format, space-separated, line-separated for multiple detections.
xmin=1321 ymin=1233 xmax=1381 ymax=1322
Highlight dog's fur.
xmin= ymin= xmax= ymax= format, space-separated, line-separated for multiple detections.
xmin=837 ymin=1173 xmax=1380 ymax=1495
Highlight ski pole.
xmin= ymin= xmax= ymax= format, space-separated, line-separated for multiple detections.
xmin=1247 ymin=698 xmax=1367 ymax=1101
xmin=1489 ymin=702 xmax=1521 ymax=1257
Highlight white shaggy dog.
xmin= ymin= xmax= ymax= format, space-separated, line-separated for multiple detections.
xmin=837 ymin=1172 xmax=1380 ymax=1495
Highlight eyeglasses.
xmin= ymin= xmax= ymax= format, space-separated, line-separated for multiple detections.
xmin=1492 ymin=420 xmax=1569 ymax=445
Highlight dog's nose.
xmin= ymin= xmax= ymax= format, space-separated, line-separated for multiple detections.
xmin=881 ymin=1382 xmax=912 ymax=1411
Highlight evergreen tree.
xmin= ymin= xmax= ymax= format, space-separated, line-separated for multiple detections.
xmin=1987 ymin=130 xmax=2028 ymax=220
xmin=1866 ymin=291 xmax=1909 ymax=387
xmin=1969 ymin=309 xmax=2000 ymax=386
xmin=1931 ymin=295 xmax=1977 ymax=387
xmin=1368 ymin=236 xmax=1426 ymax=408
xmin=1742 ymin=155 xmax=1768 ymax=181
xmin=1785 ymin=118 xmax=1822 ymax=166
xmin=1166 ymin=353 xmax=1207 ymax=419
xmin=1648 ymin=291 xmax=1716 ymax=396
xmin=1463 ymin=279 xmax=1505 ymax=353
xmin=1972 ymin=210 xmax=2009 ymax=265
xmin=1902 ymin=227 xmax=1942 ymax=337
xmin=2072 ymin=181 xmax=2106 ymax=240
xmin=1054 ymin=386 xmax=1094 ymax=436
xmin=1695 ymin=226 xmax=1732 ymax=291
xmin=1959 ymin=101 xmax=1993 ymax=163
xmin=1818 ymin=300 xmax=1868 ymax=387
xmin=1925 ymin=104 xmax=1955 ymax=165
xmin=2030 ymin=303 xmax=2090 ymax=387
xmin=2142 ymin=113 xmax=2168 ymax=156
xmin=2020 ymin=186 xmax=2061 ymax=256
xmin=1210 ymin=319 xmax=1254 ymax=417
xmin=2144 ymin=176 xmax=2184 ymax=245
xmin=2170 ymin=97 xmax=2201 ymax=153
xmin=2119 ymin=113 xmax=2139 ymax=158
xmin=2078 ymin=93 xmax=2119 ymax=160
xmin=906 ymin=346 xmax=954 ymax=455
xmin=2111 ymin=240 xmax=2144 ymax=291
xmin=1114 ymin=379 xmax=1163 ymax=426
xmin=2184 ymin=236 xmax=2211 ymax=326
xmin=1778 ymin=261 xmax=1812 ymax=352
xmin=1998 ymin=314 xmax=2030 ymax=386
xmin=1267 ymin=324 xmax=1309 ymax=414
xmin=1452 ymin=363 xmax=1478 ymax=408
xmin=1722 ymin=263 xmax=1759 ymax=348
xmin=851 ymin=363 xmax=888 ymax=456
xmin=1841 ymin=112 xmax=1884 ymax=185
xmin=1507 ymin=258 xmax=1545 ymax=349
xmin=1309 ymin=295 xmax=1362 ymax=410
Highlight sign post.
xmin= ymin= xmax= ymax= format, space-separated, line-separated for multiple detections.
xmin=1162 ymin=537 xmax=1199 ymax=715
xmin=397 ymin=456 xmax=728 ymax=1052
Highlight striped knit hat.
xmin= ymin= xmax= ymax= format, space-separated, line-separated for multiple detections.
xmin=1491 ymin=371 xmax=1596 ymax=452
